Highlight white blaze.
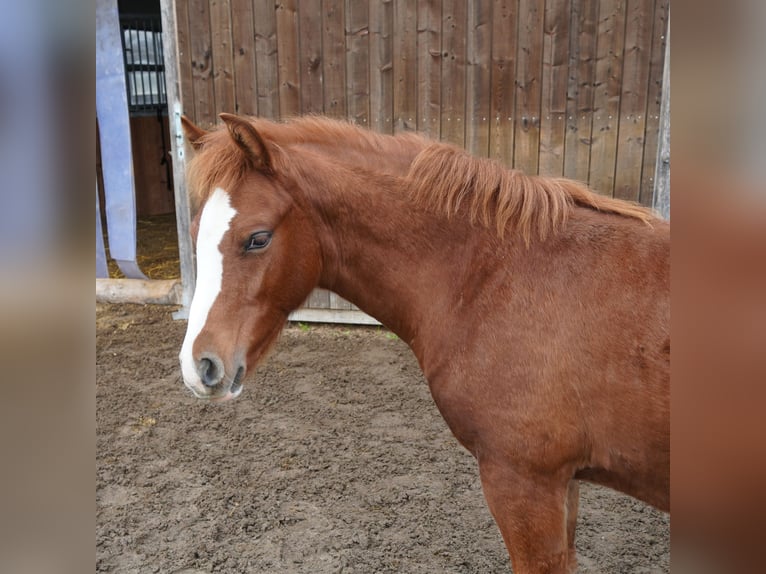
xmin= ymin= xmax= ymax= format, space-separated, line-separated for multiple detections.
xmin=180 ymin=187 xmax=237 ymax=391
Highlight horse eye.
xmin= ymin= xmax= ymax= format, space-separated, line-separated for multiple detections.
xmin=245 ymin=231 xmax=272 ymax=251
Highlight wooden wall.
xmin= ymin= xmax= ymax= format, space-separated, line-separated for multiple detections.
xmin=131 ymin=115 xmax=176 ymax=216
xmin=173 ymin=0 xmax=668 ymax=322
xmin=176 ymin=0 xmax=668 ymax=201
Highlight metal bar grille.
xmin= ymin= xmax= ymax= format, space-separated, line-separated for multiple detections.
xmin=120 ymin=16 xmax=167 ymax=114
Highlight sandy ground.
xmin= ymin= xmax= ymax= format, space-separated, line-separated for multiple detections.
xmin=96 ymin=303 xmax=669 ymax=573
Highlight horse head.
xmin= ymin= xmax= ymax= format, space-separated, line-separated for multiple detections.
xmin=178 ymin=114 xmax=322 ymax=401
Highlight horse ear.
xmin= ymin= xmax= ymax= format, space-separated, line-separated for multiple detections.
xmin=180 ymin=116 xmax=208 ymax=150
xmin=219 ymin=113 xmax=274 ymax=174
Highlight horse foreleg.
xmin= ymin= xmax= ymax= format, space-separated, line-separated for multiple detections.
xmin=565 ymin=479 xmax=580 ymax=572
xmin=479 ymin=461 xmax=575 ymax=574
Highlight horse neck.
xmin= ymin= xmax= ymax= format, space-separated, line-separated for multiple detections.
xmin=289 ymin=148 xmax=472 ymax=352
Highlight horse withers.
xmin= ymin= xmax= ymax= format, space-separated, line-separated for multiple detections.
xmin=178 ymin=113 xmax=669 ymax=573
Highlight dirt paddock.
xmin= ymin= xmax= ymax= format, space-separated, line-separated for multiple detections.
xmin=96 ymin=303 xmax=669 ymax=573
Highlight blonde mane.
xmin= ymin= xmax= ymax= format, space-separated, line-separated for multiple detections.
xmin=406 ymin=143 xmax=656 ymax=243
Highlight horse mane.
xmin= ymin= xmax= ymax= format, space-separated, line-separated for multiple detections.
xmin=186 ymin=116 xmax=428 ymax=210
xmin=406 ymin=143 xmax=657 ymax=244
xmin=254 ymin=115 xmax=428 ymax=152
xmin=187 ymin=116 xmax=657 ymax=242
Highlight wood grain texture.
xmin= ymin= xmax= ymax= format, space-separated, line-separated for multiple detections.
xmin=96 ymin=278 xmax=182 ymax=305
xmin=652 ymin=12 xmax=669 ymax=218
xmin=640 ymin=0 xmax=668 ymax=206
xmin=254 ymin=0 xmax=280 ymax=118
xmin=131 ymin=116 xmax=175 ymax=216
xmin=307 ymin=287 xmax=331 ymax=309
xmin=370 ymin=0 xmax=394 ymax=134
xmin=441 ymin=0 xmax=467 ymax=147
xmin=563 ymin=0 xmax=598 ymax=184
xmin=417 ymin=0 xmax=442 ymax=139
xmin=538 ymin=0 xmax=570 ymax=177
xmin=323 ymin=0 xmax=347 ymax=118
xmin=346 ymin=0 xmax=370 ymax=126
xmin=393 ymin=0 xmax=418 ymax=132
xmin=211 ymin=0 xmax=236 ymax=117
xmin=288 ymin=306 xmax=380 ymax=325
xmin=172 ymin=0 xmax=195 ymax=119
xmin=613 ymin=0 xmax=654 ymax=201
xmin=276 ymin=0 xmax=300 ymax=117
xmin=173 ymin=0 xmax=665 ymax=196
xmin=345 ymin=0 xmax=370 ymax=126
xmin=188 ymin=0 xmax=216 ymax=126
xmin=466 ymin=0 xmax=492 ymax=157
xmin=231 ymin=0 xmax=257 ymax=115
xmin=514 ymin=0 xmax=544 ymax=174
xmin=489 ymin=0 xmax=518 ymax=167
xmin=299 ymin=0 xmax=324 ymax=114
xmin=589 ymin=0 xmax=627 ymax=195
xmin=162 ymin=0 xmax=195 ymax=311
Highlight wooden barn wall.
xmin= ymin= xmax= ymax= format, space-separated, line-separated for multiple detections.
xmin=174 ymin=0 xmax=668 ymax=320
xmin=131 ymin=116 xmax=176 ymax=217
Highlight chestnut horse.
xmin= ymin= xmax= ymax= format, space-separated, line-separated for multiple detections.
xmin=178 ymin=113 xmax=669 ymax=573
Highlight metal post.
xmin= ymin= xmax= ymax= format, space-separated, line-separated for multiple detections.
xmin=96 ymin=0 xmax=148 ymax=279
xmin=96 ymin=183 xmax=108 ymax=278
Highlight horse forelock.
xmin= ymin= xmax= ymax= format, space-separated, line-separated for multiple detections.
xmin=186 ymin=130 xmax=252 ymax=212
xmin=406 ymin=143 xmax=658 ymax=244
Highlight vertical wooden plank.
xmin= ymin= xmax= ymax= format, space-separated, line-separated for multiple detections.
xmin=417 ymin=0 xmax=441 ymax=140
xmin=210 ymin=0 xmax=236 ymax=116
xmin=441 ymin=0 xmax=467 ymax=147
xmin=538 ymin=0 xmax=570 ymax=177
xmin=173 ymin=0 xmax=194 ymax=120
xmin=393 ymin=0 xmax=418 ymax=131
xmin=276 ymin=0 xmax=300 ymax=118
xmin=652 ymin=11 xmax=669 ymax=218
xmin=466 ymin=0 xmax=492 ymax=157
xmin=489 ymin=0 xmax=518 ymax=167
xmin=299 ymin=0 xmax=324 ymax=114
xmin=640 ymin=0 xmax=668 ymax=205
xmin=345 ymin=0 xmax=370 ymax=126
xmin=513 ymin=0 xmax=544 ymax=174
xmin=231 ymin=0 xmax=256 ymax=116
xmin=589 ymin=0 xmax=627 ymax=196
xmin=329 ymin=291 xmax=354 ymax=310
xmin=254 ymin=0 xmax=280 ymax=119
xmin=563 ymin=0 xmax=597 ymax=184
xmin=187 ymin=0 xmax=216 ymax=126
xmin=613 ymin=0 xmax=654 ymax=201
xmin=323 ymin=0 xmax=347 ymax=118
xmin=307 ymin=288 xmax=331 ymax=309
xmin=131 ymin=117 xmax=175 ymax=215
xmin=161 ymin=0 xmax=195 ymax=315
xmin=369 ymin=0 xmax=394 ymax=134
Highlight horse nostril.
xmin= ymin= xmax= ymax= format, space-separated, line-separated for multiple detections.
xmin=198 ymin=357 xmax=222 ymax=388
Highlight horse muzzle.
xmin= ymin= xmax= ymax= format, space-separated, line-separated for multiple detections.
xmin=181 ymin=352 xmax=246 ymax=402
